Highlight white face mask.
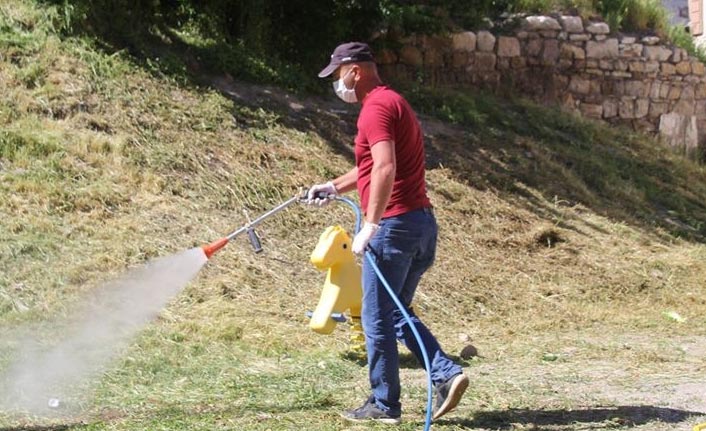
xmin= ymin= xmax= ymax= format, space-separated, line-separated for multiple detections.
xmin=332 ymin=68 xmax=357 ymax=103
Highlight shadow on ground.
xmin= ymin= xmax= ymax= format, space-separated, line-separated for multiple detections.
xmin=50 ymin=8 xmax=706 ymax=244
xmin=204 ymin=69 xmax=706 ymax=244
xmin=341 ymin=351 xmax=474 ymax=370
xmin=439 ymin=405 xmax=704 ymax=430
xmin=0 ymin=425 xmax=77 ymax=431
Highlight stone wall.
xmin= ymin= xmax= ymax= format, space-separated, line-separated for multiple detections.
xmin=377 ymin=15 xmax=706 ymax=158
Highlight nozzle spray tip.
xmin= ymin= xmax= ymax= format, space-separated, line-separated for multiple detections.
xmin=202 ymin=237 xmax=229 ymax=259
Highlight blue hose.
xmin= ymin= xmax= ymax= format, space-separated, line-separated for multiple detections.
xmin=335 ymin=196 xmax=433 ymax=431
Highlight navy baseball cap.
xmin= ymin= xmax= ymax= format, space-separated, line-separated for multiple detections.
xmin=318 ymin=42 xmax=374 ymax=78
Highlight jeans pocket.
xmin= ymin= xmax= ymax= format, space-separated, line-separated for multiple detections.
xmin=381 ymin=226 xmax=420 ymax=262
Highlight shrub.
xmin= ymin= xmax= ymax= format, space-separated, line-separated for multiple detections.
xmin=608 ymin=0 xmax=669 ymax=34
xmin=668 ymin=24 xmax=706 ymax=63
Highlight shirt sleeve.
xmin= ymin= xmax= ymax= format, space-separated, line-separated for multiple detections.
xmin=360 ymin=99 xmax=396 ymax=146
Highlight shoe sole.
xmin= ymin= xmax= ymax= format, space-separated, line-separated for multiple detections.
xmin=432 ymin=374 xmax=469 ymax=421
xmin=340 ymin=412 xmax=401 ymax=425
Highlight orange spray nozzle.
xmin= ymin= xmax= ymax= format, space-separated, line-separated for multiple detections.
xmin=202 ymin=237 xmax=229 ymax=259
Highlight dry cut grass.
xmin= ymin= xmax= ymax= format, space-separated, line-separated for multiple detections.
xmin=1 ymin=1 xmax=706 ymax=430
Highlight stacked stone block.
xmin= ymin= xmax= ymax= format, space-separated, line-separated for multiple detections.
xmin=377 ymin=15 xmax=706 ymax=157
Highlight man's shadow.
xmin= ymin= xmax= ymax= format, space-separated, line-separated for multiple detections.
xmin=342 ymin=351 xmax=473 ymax=368
xmin=439 ymin=405 xmax=704 ymax=429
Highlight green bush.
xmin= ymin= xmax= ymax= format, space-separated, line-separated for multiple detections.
xmin=47 ymin=0 xmax=380 ymax=76
xmin=604 ymin=0 xmax=668 ymax=34
xmin=668 ymin=24 xmax=706 ymax=63
xmin=379 ymin=0 xmax=513 ymax=32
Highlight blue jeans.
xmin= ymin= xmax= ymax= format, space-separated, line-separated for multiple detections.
xmin=361 ymin=207 xmax=462 ymax=416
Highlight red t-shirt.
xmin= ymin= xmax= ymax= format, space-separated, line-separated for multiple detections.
xmin=355 ymin=86 xmax=431 ymax=218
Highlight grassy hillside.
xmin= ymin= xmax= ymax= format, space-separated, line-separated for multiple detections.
xmin=2 ymin=1 xmax=706 ymax=430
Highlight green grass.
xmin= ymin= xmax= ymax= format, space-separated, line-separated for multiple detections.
xmin=1 ymin=1 xmax=706 ymax=430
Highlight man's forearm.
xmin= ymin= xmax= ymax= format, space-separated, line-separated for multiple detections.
xmin=332 ymin=167 xmax=358 ymax=194
xmin=365 ymin=140 xmax=396 ymax=223
xmin=366 ymin=162 xmax=394 ymax=224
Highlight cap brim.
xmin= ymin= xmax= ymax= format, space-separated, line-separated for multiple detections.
xmin=317 ymin=62 xmax=340 ymax=78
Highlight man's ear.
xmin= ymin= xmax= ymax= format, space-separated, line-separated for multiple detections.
xmin=351 ymin=64 xmax=362 ymax=82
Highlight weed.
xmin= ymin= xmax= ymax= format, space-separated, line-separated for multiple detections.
xmin=618 ymin=0 xmax=669 ymax=34
xmin=669 ymin=25 xmax=706 ymax=63
xmin=0 ymin=128 xmax=62 ymax=161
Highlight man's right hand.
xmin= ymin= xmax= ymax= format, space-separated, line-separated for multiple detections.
xmin=306 ymin=181 xmax=338 ymax=206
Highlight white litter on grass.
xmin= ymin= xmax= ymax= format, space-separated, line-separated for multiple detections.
xmin=663 ymin=310 xmax=687 ymax=323
xmin=0 ymin=247 xmax=208 ymax=415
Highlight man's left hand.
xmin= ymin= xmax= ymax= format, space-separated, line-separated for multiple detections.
xmin=352 ymin=222 xmax=380 ymax=255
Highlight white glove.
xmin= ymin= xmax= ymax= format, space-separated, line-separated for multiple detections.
xmin=352 ymin=222 xmax=380 ymax=255
xmin=306 ymin=181 xmax=338 ymax=206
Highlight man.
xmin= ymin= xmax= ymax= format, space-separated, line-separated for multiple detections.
xmin=307 ymin=42 xmax=469 ymax=424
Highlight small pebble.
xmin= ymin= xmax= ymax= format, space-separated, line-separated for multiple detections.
xmin=47 ymin=398 xmax=60 ymax=408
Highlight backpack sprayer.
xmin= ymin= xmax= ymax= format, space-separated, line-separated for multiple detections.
xmin=200 ymin=190 xmax=434 ymax=430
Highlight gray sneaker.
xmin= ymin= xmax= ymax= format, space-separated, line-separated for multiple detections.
xmin=432 ymin=373 xmax=469 ymax=420
xmin=341 ymin=396 xmax=402 ymax=425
